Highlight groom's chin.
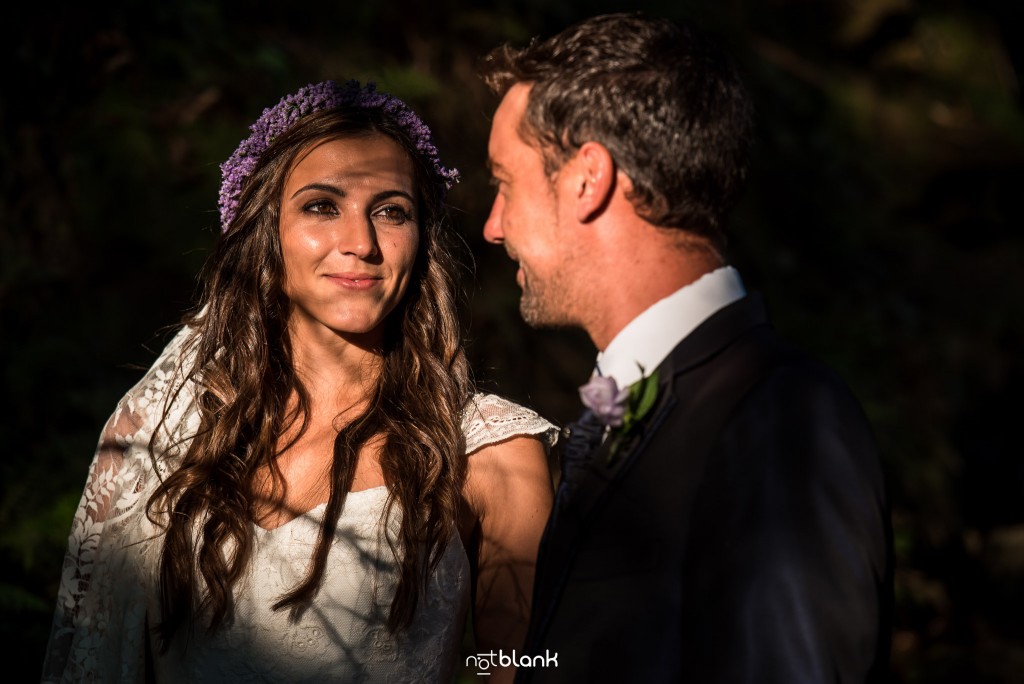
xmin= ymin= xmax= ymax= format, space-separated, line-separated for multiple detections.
xmin=519 ymin=299 xmax=577 ymax=332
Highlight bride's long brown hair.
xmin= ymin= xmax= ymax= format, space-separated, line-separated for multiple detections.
xmin=147 ymin=106 xmax=473 ymax=648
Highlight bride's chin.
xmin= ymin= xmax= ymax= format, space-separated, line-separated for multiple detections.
xmin=329 ymin=318 xmax=391 ymax=347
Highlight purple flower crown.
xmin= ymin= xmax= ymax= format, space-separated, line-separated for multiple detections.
xmin=217 ymin=79 xmax=460 ymax=231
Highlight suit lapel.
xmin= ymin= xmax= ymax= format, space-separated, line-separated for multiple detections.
xmin=565 ymin=372 xmax=676 ymax=521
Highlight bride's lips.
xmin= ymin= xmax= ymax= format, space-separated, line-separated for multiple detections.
xmin=324 ymin=272 xmax=383 ymax=289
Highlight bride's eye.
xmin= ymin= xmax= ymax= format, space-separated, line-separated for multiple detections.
xmin=373 ymin=204 xmax=414 ymax=226
xmin=302 ymin=198 xmax=338 ymax=216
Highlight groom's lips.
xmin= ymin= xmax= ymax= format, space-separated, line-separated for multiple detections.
xmin=505 ymin=249 xmax=525 ymax=287
xmin=512 ymin=261 xmax=525 ymax=287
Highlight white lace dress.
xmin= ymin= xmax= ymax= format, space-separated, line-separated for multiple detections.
xmin=41 ymin=326 xmax=557 ymax=683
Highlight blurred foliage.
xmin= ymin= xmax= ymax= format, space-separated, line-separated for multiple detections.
xmin=2 ymin=0 xmax=1022 ymax=681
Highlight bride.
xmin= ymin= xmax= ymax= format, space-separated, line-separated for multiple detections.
xmin=42 ymin=80 xmax=556 ymax=683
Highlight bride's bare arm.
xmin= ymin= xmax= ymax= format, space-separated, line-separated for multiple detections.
xmin=464 ymin=435 xmax=554 ymax=684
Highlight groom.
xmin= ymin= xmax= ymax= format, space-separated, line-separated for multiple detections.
xmin=480 ymin=12 xmax=892 ymax=683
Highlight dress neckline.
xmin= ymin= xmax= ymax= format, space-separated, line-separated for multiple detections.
xmin=253 ymin=485 xmax=388 ymax=533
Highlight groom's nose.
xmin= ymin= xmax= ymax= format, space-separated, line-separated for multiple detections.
xmin=483 ymin=193 xmax=505 ymax=244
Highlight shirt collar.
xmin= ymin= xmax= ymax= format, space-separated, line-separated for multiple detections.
xmin=594 ymin=266 xmax=746 ymax=388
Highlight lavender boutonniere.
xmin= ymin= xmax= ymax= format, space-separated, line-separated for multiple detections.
xmin=578 ymin=365 xmax=660 ymax=464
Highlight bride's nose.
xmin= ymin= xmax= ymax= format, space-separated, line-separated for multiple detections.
xmin=336 ymin=211 xmax=380 ymax=259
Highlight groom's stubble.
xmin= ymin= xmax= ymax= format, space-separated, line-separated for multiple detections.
xmin=516 ymin=240 xmax=588 ymax=332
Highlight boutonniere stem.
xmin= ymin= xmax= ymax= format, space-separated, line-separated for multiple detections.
xmin=578 ymin=364 xmax=660 ymax=465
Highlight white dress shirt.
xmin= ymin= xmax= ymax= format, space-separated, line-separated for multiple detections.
xmin=594 ymin=266 xmax=746 ymax=389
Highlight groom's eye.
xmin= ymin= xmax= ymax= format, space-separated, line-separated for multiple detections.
xmin=489 ymin=177 xmax=508 ymax=196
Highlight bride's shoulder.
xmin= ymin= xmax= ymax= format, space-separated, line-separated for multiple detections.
xmin=460 ymin=392 xmax=559 ymax=456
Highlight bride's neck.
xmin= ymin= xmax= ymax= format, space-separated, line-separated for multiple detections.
xmin=287 ymin=325 xmax=384 ymax=412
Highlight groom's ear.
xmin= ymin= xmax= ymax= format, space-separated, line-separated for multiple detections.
xmin=573 ymin=142 xmax=616 ymax=223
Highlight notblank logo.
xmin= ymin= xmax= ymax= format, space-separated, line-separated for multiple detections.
xmin=465 ymin=649 xmax=559 ymax=675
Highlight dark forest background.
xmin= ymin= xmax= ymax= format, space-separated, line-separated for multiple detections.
xmin=2 ymin=0 xmax=1022 ymax=681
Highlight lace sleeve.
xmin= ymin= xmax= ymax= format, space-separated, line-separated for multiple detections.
xmin=42 ymin=325 xmax=198 ymax=683
xmin=460 ymin=393 xmax=559 ymax=456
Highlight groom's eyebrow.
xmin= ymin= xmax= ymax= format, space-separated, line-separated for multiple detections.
xmin=487 ymin=158 xmax=506 ymax=178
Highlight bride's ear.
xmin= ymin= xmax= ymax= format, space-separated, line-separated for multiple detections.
xmin=573 ymin=142 xmax=616 ymax=223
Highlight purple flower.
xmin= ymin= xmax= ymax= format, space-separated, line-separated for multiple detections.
xmin=217 ymin=80 xmax=459 ymax=232
xmin=579 ymin=376 xmax=630 ymax=428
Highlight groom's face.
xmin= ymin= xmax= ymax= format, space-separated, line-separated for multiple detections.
xmin=484 ymin=84 xmax=583 ymax=327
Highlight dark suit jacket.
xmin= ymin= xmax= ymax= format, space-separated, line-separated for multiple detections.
xmin=516 ymin=294 xmax=893 ymax=683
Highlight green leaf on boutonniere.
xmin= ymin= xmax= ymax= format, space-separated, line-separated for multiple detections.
xmin=607 ymin=365 xmax=660 ymax=465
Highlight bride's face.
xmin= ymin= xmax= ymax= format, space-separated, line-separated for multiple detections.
xmin=278 ymin=134 xmax=420 ymax=344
